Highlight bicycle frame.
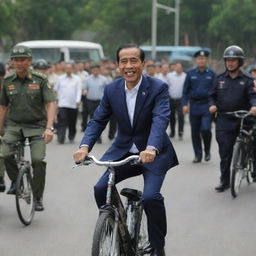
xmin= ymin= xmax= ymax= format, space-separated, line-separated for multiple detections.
xmin=100 ymin=166 xmax=134 ymax=255
xmin=74 ymin=155 xmax=142 ymax=255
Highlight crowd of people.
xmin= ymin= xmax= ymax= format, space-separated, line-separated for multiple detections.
xmin=1 ymin=43 xmax=256 ymax=255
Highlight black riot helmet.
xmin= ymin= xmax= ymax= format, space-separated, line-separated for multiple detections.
xmin=33 ymin=59 xmax=49 ymax=70
xmin=223 ymin=45 xmax=245 ymax=66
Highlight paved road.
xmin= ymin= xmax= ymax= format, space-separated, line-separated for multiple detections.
xmin=1 ymin=122 xmax=256 ymax=256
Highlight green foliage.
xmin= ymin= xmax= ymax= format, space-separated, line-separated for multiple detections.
xmin=0 ymin=0 xmax=256 ymax=58
xmin=209 ymin=0 xmax=256 ymax=55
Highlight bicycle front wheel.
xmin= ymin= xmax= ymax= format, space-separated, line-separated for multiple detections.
xmin=15 ymin=165 xmax=35 ymax=225
xmin=92 ymin=211 xmax=121 ymax=256
xmin=231 ymin=141 xmax=244 ymax=198
xmin=136 ymin=210 xmax=149 ymax=255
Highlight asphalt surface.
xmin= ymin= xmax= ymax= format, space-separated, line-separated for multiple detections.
xmin=0 ymin=121 xmax=256 ymax=256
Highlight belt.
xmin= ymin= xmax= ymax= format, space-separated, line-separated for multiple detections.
xmin=190 ymin=99 xmax=208 ymax=104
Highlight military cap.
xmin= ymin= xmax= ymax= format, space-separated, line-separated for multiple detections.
xmin=10 ymin=45 xmax=32 ymax=59
xmin=34 ymin=59 xmax=49 ymax=69
xmin=194 ymin=49 xmax=210 ymax=58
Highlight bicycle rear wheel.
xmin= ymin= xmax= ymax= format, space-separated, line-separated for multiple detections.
xmin=231 ymin=141 xmax=244 ymax=198
xmin=15 ymin=165 xmax=35 ymax=225
xmin=92 ymin=211 xmax=121 ymax=256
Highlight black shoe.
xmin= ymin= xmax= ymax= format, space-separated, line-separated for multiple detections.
xmin=35 ymin=198 xmax=44 ymax=211
xmin=215 ymin=183 xmax=230 ymax=192
xmin=251 ymin=172 xmax=256 ymax=182
xmin=150 ymin=247 xmax=166 ymax=256
xmin=108 ymin=134 xmax=114 ymax=140
xmin=0 ymin=176 xmax=6 ymax=192
xmin=169 ymin=133 xmax=175 ymax=138
xmin=205 ymin=153 xmax=211 ymax=162
xmin=193 ymin=156 xmax=202 ymax=163
xmin=6 ymin=181 xmax=16 ymax=195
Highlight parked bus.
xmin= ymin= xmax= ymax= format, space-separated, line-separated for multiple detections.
xmin=16 ymin=40 xmax=104 ymax=64
xmin=140 ymin=45 xmax=211 ymax=62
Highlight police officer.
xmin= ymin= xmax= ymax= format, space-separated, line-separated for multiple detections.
xmin=0 ymin=45 xmax=56 ymax=210
xmin=0 ymin=63 xmax=6 ymax=192
xmin=209 ymin=45 xmax=256 ymax=192
xmin=33 ymin=58 xmax=49 ymax=75
xmin=182 ymin=50 xmax=215 ymax=163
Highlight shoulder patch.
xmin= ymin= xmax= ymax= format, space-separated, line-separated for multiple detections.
xmin=31 ymin=70 xmax=47 ymax=80
xmin=4 ymin=72 xmax=15 ymax=80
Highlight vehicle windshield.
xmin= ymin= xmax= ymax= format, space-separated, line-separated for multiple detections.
xmin=69 ymin=48 xmax=101 ymax=62
xmin=30 ymin=48 xmax=62 ymax=64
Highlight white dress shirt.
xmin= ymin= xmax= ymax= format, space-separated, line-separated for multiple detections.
xmin=54 ymin=73 xmax=82 ymax=109
xmin=167 ymin=71 xmax=187 ymax=99
xmin=125 ymin=76 xmax=142 ymax=153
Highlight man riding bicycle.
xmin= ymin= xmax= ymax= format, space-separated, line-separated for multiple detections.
xmin=74 ymin=44 xmax=178 ymax=256
xmin=0 ymin=45 xmax=56 ymax=211
xmin=209 ymin=45 xmax=256 ymax=192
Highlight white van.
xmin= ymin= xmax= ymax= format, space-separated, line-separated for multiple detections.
xmin=16 ymin=40 xmax=104 ymax=64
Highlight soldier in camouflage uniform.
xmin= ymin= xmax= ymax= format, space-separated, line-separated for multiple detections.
xmin=0 ymin=45 xmax=56 ymax=211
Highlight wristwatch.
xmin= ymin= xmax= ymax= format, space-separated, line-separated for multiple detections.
xmin=46 ymin=127 xmax=54 ymax=132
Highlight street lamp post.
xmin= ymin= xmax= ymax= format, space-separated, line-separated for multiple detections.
xmin=151 ymin=0 xmax=180 ymax=60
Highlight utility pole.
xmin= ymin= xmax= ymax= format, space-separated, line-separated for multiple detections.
xmin=151 ymin=0 xmax=180 ymax=59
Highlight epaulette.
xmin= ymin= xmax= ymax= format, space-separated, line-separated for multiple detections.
xmin=185 ymin=67 xmax=196 ymax=73
xmin=31 ymin=70 xmax=47 ymax=80
xmin=3 ymin=72 xmax=15 ymax=80
xmin=216 ymin=71 xmax=226 ymax=78
xmin=241 ymin=69 xmax=254 ymax=79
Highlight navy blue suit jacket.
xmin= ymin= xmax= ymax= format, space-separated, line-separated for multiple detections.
xmin=80 ymin=75 xmax=178 ymax=175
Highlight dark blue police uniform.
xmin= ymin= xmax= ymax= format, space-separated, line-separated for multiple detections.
xmin=182 ymin=65 xmax=215 ymax=161
xmin=209 ymin=70 xmax=256 ymax=185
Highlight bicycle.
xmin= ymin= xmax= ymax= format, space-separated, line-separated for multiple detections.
xmin=225 ymin=110 xmax=255 ymax=198
xmin=8 ymin=139 xmax=35 ymax=225
xmin=74 ymin=155 xmax=149 ymax=256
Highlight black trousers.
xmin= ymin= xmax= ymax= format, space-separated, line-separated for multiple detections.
xmin=87 ymin=99 xmax=101 ymax=119
xmin=169 ymin=98 xmax=184 ymax=137
xmin=216 ymin=129 xmax=238 ymax=185
xmin=81 ymin=95 xmax=88 ymax=132
xmin=57 ymin=107 xmax=78 ymax=143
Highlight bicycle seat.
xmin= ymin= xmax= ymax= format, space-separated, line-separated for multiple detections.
xmin=120 ymin=188 xmax=142 ymax=202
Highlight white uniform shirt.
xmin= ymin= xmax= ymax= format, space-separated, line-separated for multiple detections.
xmin=54 ymin=73 xmax=82 ymax=109
xmin=167 ymin=71 xmax=187 ymax=99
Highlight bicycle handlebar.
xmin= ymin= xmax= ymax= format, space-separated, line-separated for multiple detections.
xmin=73 ymin=155 xmax=140 ymax=168
xmin=224 ymin=110 xmax=252 ymax=119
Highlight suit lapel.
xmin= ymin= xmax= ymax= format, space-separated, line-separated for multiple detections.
xmin=117 ymin=80 xmax=132 ymax=129
xmin=133 ymin=75 xmax=149 ymax=128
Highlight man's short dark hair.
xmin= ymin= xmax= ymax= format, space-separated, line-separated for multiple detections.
xmin=116 ymin=44 xmax=145 ymax=63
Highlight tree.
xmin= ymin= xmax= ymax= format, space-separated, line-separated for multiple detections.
xmin=208 ymin=0 xmax=256 ymax=56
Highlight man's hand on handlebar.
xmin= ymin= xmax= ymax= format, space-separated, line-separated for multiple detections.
xmin=209 ymin=105 xmax=217 ymax=114
xmin=73 ymin=146 xmax=89 ymax=163
xmin=250 ymin=106 xmax=256 ymax=116
xmin=139 ymin=148 xmax=156 ymax=164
